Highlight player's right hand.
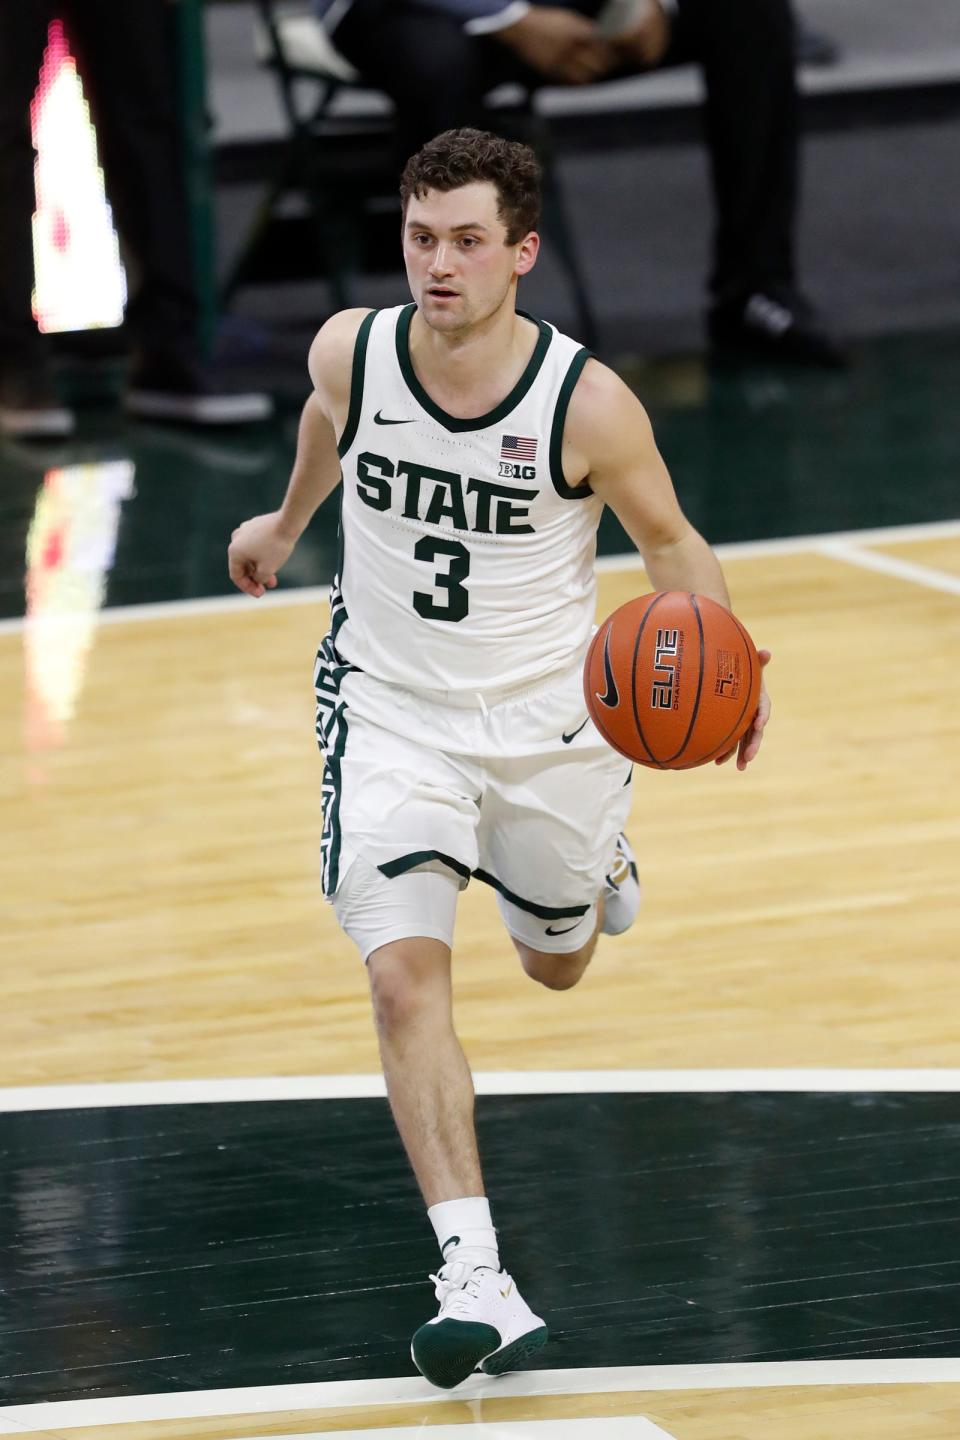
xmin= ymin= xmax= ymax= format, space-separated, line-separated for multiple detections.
xmin=715 ymin=649 xmax=772 ymax=771
xmin=498 ymin=8 xmax=613 ymax=85
xmin=228 ymin=511 xmax=297 ymax=598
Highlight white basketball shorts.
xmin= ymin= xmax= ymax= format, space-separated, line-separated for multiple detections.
xmin=314 ymin=636 xmax=634 ymax=961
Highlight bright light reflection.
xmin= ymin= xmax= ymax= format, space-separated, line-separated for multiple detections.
xmin=24 ymin=461 xmax=136 ymax=757
xmin=31 ymin=18 xmax=127 ymax=334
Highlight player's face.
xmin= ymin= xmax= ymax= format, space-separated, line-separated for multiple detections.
xmin=403 ymin=182 xmax=539 ymax=332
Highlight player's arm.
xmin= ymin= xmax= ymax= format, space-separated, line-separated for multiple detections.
xmin=227 ymin=308 xmax=370 ymax=599
xmin=565 ymin=359 xmax=771 ymax=768
xmin=564 ymin=359 xmax=730 ymax=604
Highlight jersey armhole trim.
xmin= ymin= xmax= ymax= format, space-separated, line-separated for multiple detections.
xmin=336 ymin=309 xmax=377 ymax=459
xmin=549 ymin=347 xmax=594 ymax=500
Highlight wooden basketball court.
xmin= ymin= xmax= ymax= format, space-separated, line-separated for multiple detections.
xmin=2 ymin=522 xmax=959 ymax=1439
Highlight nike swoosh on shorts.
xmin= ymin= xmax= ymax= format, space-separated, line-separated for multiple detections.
xmin=561 ymin=717 xmax=589 ymax=744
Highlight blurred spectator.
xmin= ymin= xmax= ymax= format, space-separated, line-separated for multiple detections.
xmin=0 ymin=0 xmax=271 ymax=440
xmin=317 ymin=0 xmax=845 ymax=367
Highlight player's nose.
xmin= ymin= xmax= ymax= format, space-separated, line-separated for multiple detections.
xmin=429 ymin=244 xmax=454 ymax=276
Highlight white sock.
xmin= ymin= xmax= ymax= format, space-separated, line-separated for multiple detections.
xmin=428 ymin=1195 xmax=500 ymax=1273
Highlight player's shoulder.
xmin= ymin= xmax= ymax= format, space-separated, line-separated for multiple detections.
xmin=308 ymin=307 xmax=376 ymax=410
xmin=568 ymin=355 xmax=642 ymax=415
xmin=308 ymin=307 xmax=374 ymax=375
xmin=564 ymin=355 xmax=652 ymax=454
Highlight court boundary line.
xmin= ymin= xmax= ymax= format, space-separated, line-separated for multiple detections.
xmin=0 ymin=517 xmax=957 ymax=636
xmin=3 ymin=1069 xmax=960 ymax=1112
xmin=3 ymin=1359 xmax=960 ymax=1432
xmin=815 ymin=538 xmax=960 ymax=596
xmin=233 ymin=1421 xmax=678 ymax=1440
xmin=236 ymin=1422 xmax=674 ymax=1440
xmin=596 ymin=517 xmax=960 ymax=573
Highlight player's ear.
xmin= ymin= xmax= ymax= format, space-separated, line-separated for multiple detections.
xmin=514 ymin=230 xmax=540 ymax=277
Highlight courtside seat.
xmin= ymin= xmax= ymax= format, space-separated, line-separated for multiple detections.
xmin=252 ymin=5 xmax=359 ymax=83
xmin=230 ymin=0 xmax=597 ymax=345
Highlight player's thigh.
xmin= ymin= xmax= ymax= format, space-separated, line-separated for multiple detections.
xmin=479 ymin=742 xmax=633 ymax=955
xmin=321 ymin=710 xmax=480 ymax=983
xmin=320 ymin=709 xmax=481 ymax=901
xmin=335 ymin=856 xmax=460 ymax=970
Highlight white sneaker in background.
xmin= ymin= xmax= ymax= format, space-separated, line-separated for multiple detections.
xmin=124 ymin=386 xmax=272 ymax=426
xmin=0 ymin=371 xmax=75 ymax=439
xmin=123 ymin=352 xmax=273 ymax=427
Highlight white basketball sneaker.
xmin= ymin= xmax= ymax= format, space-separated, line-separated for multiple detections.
xmin=411 ymin=1260 xmax=548 ymax=1389
xmin=601 ymin=832 xmax=642 ymax=936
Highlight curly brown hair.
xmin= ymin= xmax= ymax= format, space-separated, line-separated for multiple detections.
xmin=400 ymin=128 xmax=542 ymax=245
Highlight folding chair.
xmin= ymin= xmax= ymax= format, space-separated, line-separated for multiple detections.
xmin=227 ymin=0 xmax=598 ymax=346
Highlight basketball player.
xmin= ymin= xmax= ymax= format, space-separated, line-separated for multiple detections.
xmin=228 ymin=128 xmax=770 ymax=1390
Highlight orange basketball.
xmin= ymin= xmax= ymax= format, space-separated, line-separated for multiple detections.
xmin=584 ymin=591 xmax=761 ymax=770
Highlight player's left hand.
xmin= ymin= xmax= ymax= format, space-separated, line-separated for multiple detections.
xmin=716 ymin=649 xmax=772 ymax=771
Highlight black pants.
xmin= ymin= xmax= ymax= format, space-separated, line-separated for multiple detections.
xmin=334 ymin=0 xmax=799 ymax=305
xmin=0 ymin=0 xmax=199 ymax=370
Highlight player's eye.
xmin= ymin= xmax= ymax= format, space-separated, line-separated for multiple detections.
xmin=459 ymin=236 xmax=478 ymax=248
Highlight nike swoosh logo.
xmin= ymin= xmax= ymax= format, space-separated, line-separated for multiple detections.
xmin=374 ymin=410 xmax=414 ymax=425
xmin=595 ymin=625 xmax=619 ymax=708
xmin=561 ymin=717 xmax=589 ymax=744
xmin=500 ymin=1282 xmax=514 ymax=1298
xmin=545 ymin=921 xmax=580 ymax=936
xmin=441 ymin=1235 xmax=461 ymax=1255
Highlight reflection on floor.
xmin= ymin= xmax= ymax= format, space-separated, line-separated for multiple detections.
xmin=1 ymin=329 xmax=957 ymax=621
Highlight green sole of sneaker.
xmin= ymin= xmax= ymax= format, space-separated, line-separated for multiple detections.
xmin=411 ymin=1319 xmax=501 ymax=1389
xmin=480 ymin=1324 xmax=549 ymax=1376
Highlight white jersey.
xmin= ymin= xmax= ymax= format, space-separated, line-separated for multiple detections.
xmin=329 ymin=303 xmax=604 ymax=698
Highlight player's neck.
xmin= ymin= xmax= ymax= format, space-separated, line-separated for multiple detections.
xmin=409 ymin=300 xmax=538 ymax=421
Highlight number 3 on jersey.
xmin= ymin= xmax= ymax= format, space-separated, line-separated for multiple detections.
xmin=413 ymin=536 xmax=470 ymax=622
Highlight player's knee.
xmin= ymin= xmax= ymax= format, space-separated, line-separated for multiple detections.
xmin=367 ymin=940 xmax=452 ymax=1036
xmin=369 ymin=970 xmax=432 ymax=1036
xmin=518 ymin=945 xmax=588 ymax=991
xmin=368 ymin=972 xmax=412 ymax=1035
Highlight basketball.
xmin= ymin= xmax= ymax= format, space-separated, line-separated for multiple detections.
xmin=584 ymin=591 xmax=761 ymax=770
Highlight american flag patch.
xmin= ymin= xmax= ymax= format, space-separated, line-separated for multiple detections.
xmin=501 ymin=434 xmax=538 ymax=462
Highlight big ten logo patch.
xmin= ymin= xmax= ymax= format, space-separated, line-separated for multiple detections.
xmin=714 ymin=649 xmax=742 ymax=699
xmin=651 ymin=627 xmax=683 ymax=710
